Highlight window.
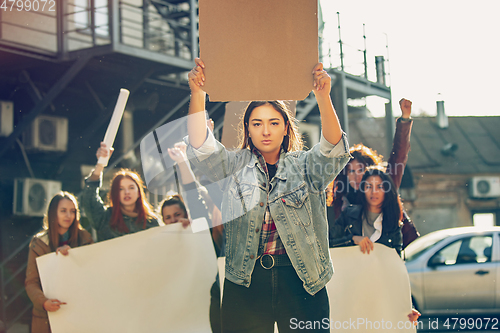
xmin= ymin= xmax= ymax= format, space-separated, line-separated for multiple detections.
xmin=72 ymin=0 xmax=109 ymax=37
xmin=429 ymin=235 xmax=493 ymax=266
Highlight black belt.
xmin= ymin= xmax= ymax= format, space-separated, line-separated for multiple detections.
xmin=258 ymin=254 xmax=292 ymax=269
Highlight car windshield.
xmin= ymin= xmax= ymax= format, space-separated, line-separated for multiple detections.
xmin=404 ymin=232 xmax=450 ymax=262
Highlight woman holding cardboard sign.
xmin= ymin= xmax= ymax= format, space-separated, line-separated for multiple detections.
xmin=186 ymin=58 xmax=350 ymax=332
xmin=329 ymin=166 xmax=421 ymax=324
xmin=25 ymin=192 xmax=93 ymax=333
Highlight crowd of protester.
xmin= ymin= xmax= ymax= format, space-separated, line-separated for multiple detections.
xmin=24 ymin=59 xmax=420 ymax=332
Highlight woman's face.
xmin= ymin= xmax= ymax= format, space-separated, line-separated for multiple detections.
xmin=364 ymin=175 xmax=385 ymax=212
xmin=119 ymin=177 xmax=139 ymax=208
xmin=247 ymin=104 xmax=288 ymax=162
xmin=347 ymin=159 xmax=365 ymax=190
xmin=162 ymin=204 xmax=187 ymax=225
xmin=57 ymin=198 xmax=76 ymax=234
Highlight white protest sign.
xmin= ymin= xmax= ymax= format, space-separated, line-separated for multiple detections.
xmin=218 ymin=244 xmax=416 ymax=332
xmin=37 ymin=223 xmax=217 ymax=333
xmin=327 ymin=244 xmax=416 ymax=332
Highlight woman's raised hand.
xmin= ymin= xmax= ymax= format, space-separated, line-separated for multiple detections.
xmin=43 ymin=299 xmax=66 ymax=312
xmin=167 ymin=142 xmax=188 ymax=163
xmin=312 ymin=63 xmax=331 ymax=96
xmin=188 ymin=58 xmax=206 ymax=93
xmin=399 ymin=98 xmax=412 ymax=119
xmin=353 ymin=236 xmax=374 ymax=254
xmin=90 ymin=141 xmax=114 ymax=180
xmin=96 ymin=142 xmax=114 ymax=160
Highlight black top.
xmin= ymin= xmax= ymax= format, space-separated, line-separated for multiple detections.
xmin=267 ymin=163 xmax=277 ymax=182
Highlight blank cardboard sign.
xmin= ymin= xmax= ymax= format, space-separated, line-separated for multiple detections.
xmin=199 ymin=0 xmax=318 ymax=102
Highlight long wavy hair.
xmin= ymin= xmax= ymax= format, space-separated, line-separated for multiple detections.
xmin=238 ymin=101 xmax=303 ymax=153
xmin=359 ymin=167 xmax=403 ymax=232
xmin=43 ymin=192 xmax=83 ymax=252
xmin=108 ymin=169 xmax=156 ymax=233
xmin=327 ymin=143 xmax=384 ymax=206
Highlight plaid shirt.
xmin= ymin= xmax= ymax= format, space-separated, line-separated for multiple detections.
xmin=253 ymin=149 xmax=286 ymax=256
xmin=259 ymin=206 xmax=286 ymax=255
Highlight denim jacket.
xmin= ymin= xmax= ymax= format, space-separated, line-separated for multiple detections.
xmin=187 ymin=130 xmax=350 ymax=295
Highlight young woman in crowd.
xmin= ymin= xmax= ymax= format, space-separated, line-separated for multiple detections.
xmin=160 ymin=194 xmax=190 ymax=226
xmin=25 ymin=192 xmax=93 ymax=333
xmin=329 ymin=166 xmax=421 ymax=323
xmin=327 ymin=98 xmax=419 ymax=249
xmin=186 ymin=58 xmax=350 ymax=332
xmin=81 ymin=144 xmax=160 ymax=241
xmin=329 ymin=167 xmax=403 ymax=254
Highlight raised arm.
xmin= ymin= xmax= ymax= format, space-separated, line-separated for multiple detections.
xmin=312 ymin=63 xmax=342 ymax=145
xmin=168 ymin=142 xmax=196 ymax=185
xmin=386 ymin=98 xmax=413 ymax=190
xmin=303 ymin=63 xmax=350 ymax=192
xmin=81 ymin=142 xmax=112 ymax=231
xmin=168 ymin=141 xmax=221 ymax=243
xmin=187 ymin=58 xmax=208 ymax=149
xmin=88 ymin=142 xmax=113 ymax=182
xmin=168 ymin=141 xmax=210 ymax=217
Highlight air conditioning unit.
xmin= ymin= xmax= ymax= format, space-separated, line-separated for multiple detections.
xmin=298 ymin=122 xmax=320 ymax=149
xmin=469 ymin=177 xmax=500 ymax=198
xmin=23 ymin=115 xmax=68 ymax=151
xmin=13 ymin=178 xmax=62 ymax=216
xmin=0 ymin=100 xmax=14 ymax=137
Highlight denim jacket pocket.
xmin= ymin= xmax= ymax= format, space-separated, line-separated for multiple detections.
xmin=280 ymin=184 xmax=312 ymax=226
xmin=228 ymin=181 xmax=259 ymax=220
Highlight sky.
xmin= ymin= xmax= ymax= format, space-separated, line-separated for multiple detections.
xmin=319 ymin=0 xmax=500 ymax=118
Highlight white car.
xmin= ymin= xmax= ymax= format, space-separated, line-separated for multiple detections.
xmin=404 ymin=226 xmax=500 ymax=315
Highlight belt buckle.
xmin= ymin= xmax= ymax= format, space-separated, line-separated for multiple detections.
xmin=260 ymin=254 xmax=275 ymax=269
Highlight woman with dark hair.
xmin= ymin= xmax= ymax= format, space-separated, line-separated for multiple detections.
xmin=81 ymin=143 xmax=160 ymax=241
xmin=329 ymin=167 xmax=421 ymax=323
xmin=25 ymin=192 xmax=93 ymax=333
xmin=326 ymin=98 xmax=419 ymax=249
xmin=330 ymin=167 xmax=403 ymax=254
xmin=186 ymin=58 xmax=350 ymax=332
xmin=160 ymin=194 xmax=189 ymax=226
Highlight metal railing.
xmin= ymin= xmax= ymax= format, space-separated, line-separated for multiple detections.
xmin=0 ymin=0 xmax=197 ymax=59
xmin=119 ymin=0 xmax=195 ymax=59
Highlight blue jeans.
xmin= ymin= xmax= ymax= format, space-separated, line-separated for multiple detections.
xmin=221 ymin=262 xmax=330 ymax=332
